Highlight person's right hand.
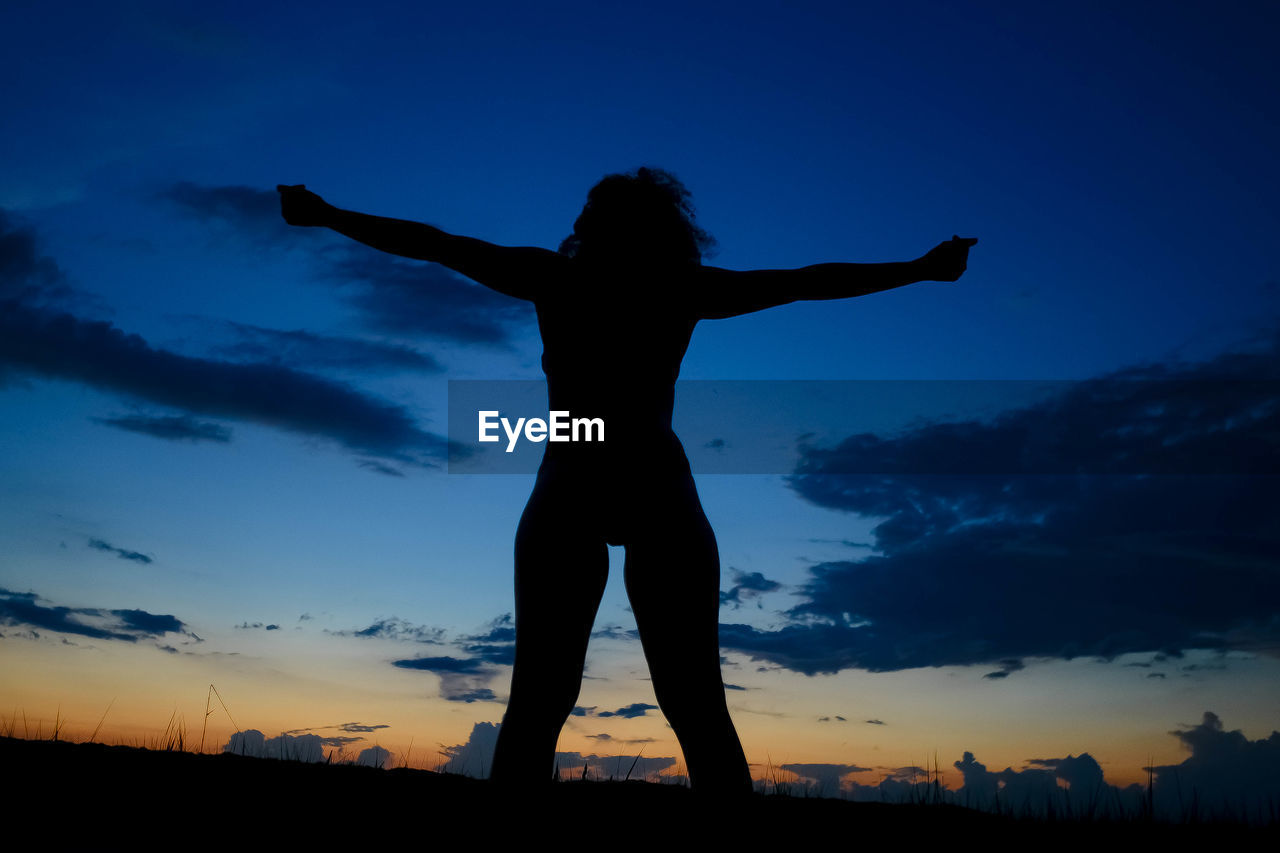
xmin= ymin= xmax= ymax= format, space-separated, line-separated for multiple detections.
xmin=277 ymin=184 xmax=334 ymax=227
xmin=919 ymin=235 xmax=978 ymax=282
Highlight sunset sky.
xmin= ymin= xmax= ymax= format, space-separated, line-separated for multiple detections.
xmin=3 ymin=0 xmax=1278 ymax=805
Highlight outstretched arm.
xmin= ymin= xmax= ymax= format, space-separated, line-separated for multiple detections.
xmin=277 ymin=184 xmax=558 ymax=301
xmin=693 ymin=236 xmax=977 ymax=319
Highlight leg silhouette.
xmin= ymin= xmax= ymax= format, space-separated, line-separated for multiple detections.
xmin=490 ymin=477 xmax=608 ymax=785
xmin=623 ymin=499 xmax=752 ymax=794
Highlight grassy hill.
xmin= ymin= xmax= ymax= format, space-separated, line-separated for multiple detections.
xmin=4 ymin=735 xmax=1272 ymax=845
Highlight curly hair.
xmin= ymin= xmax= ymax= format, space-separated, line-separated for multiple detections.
xmin=559 ymin=166 xmax=716 ymax=267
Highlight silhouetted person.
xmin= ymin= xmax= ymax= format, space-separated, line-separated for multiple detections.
xmin=278 ymin=169 xmax=975 ymax=795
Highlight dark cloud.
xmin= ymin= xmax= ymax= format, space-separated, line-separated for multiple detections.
xmin=334 ymin=617 xmax=446 ymax=644
xmin=1 ymin=300 xmax=455 ymax=467
xmin=159 ymin=183 xmax=534 ymax=345
xmin=356 ymin=745 xmax=393 ymax=769
xmin=357 ymin=459 xmax=406 ymax=477
xmin=114 ymin=609 xmax=185 ymax=635
xmin=596 ymin=702 xmax=658 ymax=719
xmin=554 ymin=752 xmax=678 ymax=782
xmin=92 ymin=414 xmax=232 ymax=443
xmin=780 ymin=763 xmax=871 ymax=795
xmin=1027 ymin=753 xmax=1106 ymax=791
xmin=719 ymin=332 xmax=1280 ymax=676
xmin=338 ymin=722 xmax=390 ymax=733
xmin=1148 ymin=711 xmax=1280 ymax=820
xmin=0 ymin=587 xmax=189 ymax=644
xmin=0 ymin=213 xmax=458 ymax=469
xmin=723 ymin=683 xmax=747 ymax=691
xmin=447 ymin=688 xmax=498 ymax=703
xmin=754 ymin=713 xmax=1278 ymax=822
xmin=719 ymin=569 xmax=782 ymax=609
xmin=762 ymin=753 xmax=1126 ymax=812
xmin=280 ymin=721 xmax=392 ymax=749
xmin=983 ymin=659 xmax=1026 ymax=680
xmin=158 ymin=182 xmax=294 ymax=245
xmin=439 ymin=721 xmax=500 ymax=777
xmin=205 ymin=319 xmax=443 ymax=374
xmin=865 ymin=719 xmax=885 ymax=725
xmin=393 ymin=656 xmax=502 ymax=703
xmin=790 ymin=378 xmax=1280 ymax=478
xmin=320 ymin=249 xmax=534 ymax=345
xmin=590 ymin=624 xmax=639 ymax=640
xmin=392 ymin=656 xmax=484 ymax=674
xmin=0 ymin=209 xmax=81 ymax=309
xmin=570 ymin=706 xmax=596 ymax=716
xmin=87 ymin=538 xmax=153 ymax=564
xmin=949 ymin=750 xmax=1141 ymax=815
xmin=457 ymin=613 xmax=516 ymax=666
xmin=224 ymin=730 xmax=325 ymax=762
xmin=389 ymin=615 xmax=514 ymax=702
xmin=235 ymin=621 xmax=280 ymax=630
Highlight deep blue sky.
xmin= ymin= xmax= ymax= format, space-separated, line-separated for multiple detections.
xmin=2 ymin=0 xmax=1278 ymax=803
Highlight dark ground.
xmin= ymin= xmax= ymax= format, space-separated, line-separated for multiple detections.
xmin=4 ymin=736 xmax=1272 ymax=847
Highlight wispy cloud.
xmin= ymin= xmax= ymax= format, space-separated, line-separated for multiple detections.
xmin=92 ymin=414 xmax=232 ymax=443
xmin=196 ymin=318 xmax=443 ymax=374
xmin=595 ymin=702 xmax=658 ymax=719
xmin=330 ymin=617 xmax=446 ymax=644
xmin=158 ymin=182 xmax=295 ymax=246
xmin=87 ymin=537 xmax=153 ymax=564
xmin=319 ymin=249 xmax=533 ymax=345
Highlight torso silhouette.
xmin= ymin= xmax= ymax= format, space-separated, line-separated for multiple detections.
xmin=529 ymin=258 xmax=703 ymax=545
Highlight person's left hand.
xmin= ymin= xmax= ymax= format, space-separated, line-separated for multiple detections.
xmin=920 ymin=235 xmax=978 ymax=282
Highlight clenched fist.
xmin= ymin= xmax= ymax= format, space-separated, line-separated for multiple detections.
xmin=277 ymin=184 xmax=335 ymax=227
xmin=919 ymin=235 xmax=978 ymax=282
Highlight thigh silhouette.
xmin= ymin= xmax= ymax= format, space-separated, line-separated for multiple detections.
xmin=509 ymin=491 xmax=609 ymax=704
xmin=621 ymin=477 xmax=751 ymax=791
xmin=491 ymin=472 xmax=609 ymax=784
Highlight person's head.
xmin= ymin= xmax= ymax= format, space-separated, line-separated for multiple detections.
xmin=559 ymin=167 xmax=715 ymax=268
